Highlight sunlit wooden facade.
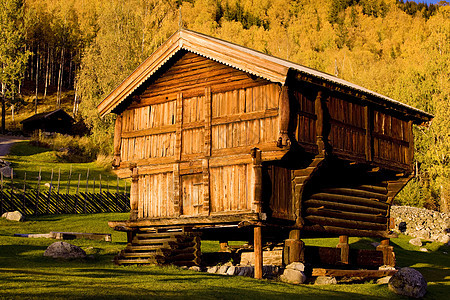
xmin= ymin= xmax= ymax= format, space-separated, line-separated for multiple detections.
xmin=98 ymin=29 xmax=432 ymax=270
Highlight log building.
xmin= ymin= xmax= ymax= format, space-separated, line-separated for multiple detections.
xmin=98 ymin=29 xmax=432 ymax=276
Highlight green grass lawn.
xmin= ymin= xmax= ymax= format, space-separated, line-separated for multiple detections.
xmin=5 ymin=141 xmax=128 ymax=194
xmin=0 ymin=213 xmax=449 ymax=299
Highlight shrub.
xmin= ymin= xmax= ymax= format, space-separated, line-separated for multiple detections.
xmin=31 ymin=131 xmax=100 ymax=163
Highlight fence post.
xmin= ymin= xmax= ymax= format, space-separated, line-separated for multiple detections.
xmin=0 ymin=172 xmax=3 ymax=214
xmin=66 ymin=165 xmax=72 ymax=194
xmin=47 ymin=169 xmax=53 ymax=214
xmin=22 ymin=172 xmax=27 ymax=213
xmin=56 ymin=168 xmax=61 ymax=214
xmin=75 ymin=173 xmax=81 ymax=214
xmin=10 ymin=168 xmax=14 ymax=204
xmin=35 ymin=168 xmax=41 ymax=215
xmin=99 ymin=174 xmax=102 ymax=194
xmin=116 ymin=176 xmax=119 ymax=211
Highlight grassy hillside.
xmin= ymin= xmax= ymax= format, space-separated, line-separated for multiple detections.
xmin=0 ymin=213 xmax=448 ymax=299
xmin=5 ymin=140 xmax=127 ymax=194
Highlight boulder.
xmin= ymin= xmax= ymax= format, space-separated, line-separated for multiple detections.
xmin=377 ymin=276 xmax=392 ymax=284
xmin=44 ymin=242 xmax=86 ymax=259
xmin=1 ymin=211 xmax=24 ymax=222
xmin=189 ymin=266 xmax=201 ymax=272
xmin=280 ymin=269 xmax=307 ymax=284
xmin=0 ymin=166 xmax=12 ymax=177
xmin=226 ymin=266 xmax=236 ymax=276
xmin=207 ymin=266 xmax=218 ymax=274
xmin=314 ymin=276 xmax=337 ymax=285
xmin=379 ymin=265 xmax=396 ymax=271
xmin=409 ymin=237 xmax=422 ymax=247
xmin=286 ymin=262 xmax=305 ymax=272
xmin=217 ymin=265 xmax=229 ymax=274
xmin=414 ymin=230 xmax=430 ymax=240
xmin=438 ymin=234 xmax=450 ymax=244
xmin=236 ymin=266 xmax=253 ymax=277
xmin=388 ymin=267 xmax=427 ymax=298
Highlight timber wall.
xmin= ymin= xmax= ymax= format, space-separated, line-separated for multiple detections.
xmin=116 ymin=51 xmax=282 ymax=219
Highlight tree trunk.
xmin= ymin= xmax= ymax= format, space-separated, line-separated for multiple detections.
xmin=44 ymin=45 xmax=50 ymax=100
xmin=1 ymin=82 xmax=6 ymax=134
xmin=35 ymin=48 xmax=39 ymax=114
xmin=73 ymin=80 xmax=78 ymax=117
xmin=57 ymin=47 xmax=64 ymax=108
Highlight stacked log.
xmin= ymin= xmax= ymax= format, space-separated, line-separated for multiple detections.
xmin=114 ymin=229 xmax=201 ymax=266
xmin=303 ymin=183 xmax=390 ymax=235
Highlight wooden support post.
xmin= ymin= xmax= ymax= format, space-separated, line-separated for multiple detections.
xmin=336 ymin=235 xmax=349 ymax=264
xmin=377 ymin=239 xmax=395 ymax=266
xmin=130 ymin=165 xmax=139 ymax=220
xmin=364 ymin=106 xmax=373 ymax=162
xmin=407 ymin=120 xmax=414 ymax=173
xmin=219 ymin=240 xmax=230 ymax=252
xmin=204 ymin=87 xmax=212 ymax=157
xmin=175 ymin=93 xmax=183 ymax=161
xmin=251 ymin=148 xmax=262 ymax=214
xmin=254 ymin=226 xmax=263 ymax=279
xmin=277 ymin=85 xmax=290 ymax=148
xmin=113 ymin=115 xmax=122 ymax=168
xmin=284 ymin=229 xmax=305 ymax=265
xmin=315 ymin=90 xmax=326 ymax=156
xmin=173 ymin=164 xmax=181 ymax=216
xmin=202 ymin=159 xmax=210 ymax=215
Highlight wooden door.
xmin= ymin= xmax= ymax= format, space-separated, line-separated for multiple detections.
xmin=181 ymin=174 xmax=203 ymax=216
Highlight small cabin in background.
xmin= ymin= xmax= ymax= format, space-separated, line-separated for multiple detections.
xmin=98 ymin=29 xmax=432 ymax=277
xmin=21 ymin=109 xmax=74 ymax=135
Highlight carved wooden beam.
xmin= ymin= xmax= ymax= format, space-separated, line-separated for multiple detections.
xmin=113 ymin=115 xmax=122 ymax=168
xmin=277 ymin=85 xmax=290 ymax=148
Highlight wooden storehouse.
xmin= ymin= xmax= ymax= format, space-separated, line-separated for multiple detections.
xmin=98 ymin=29 xmax=432 ymax=276
xmin=21 ymin=108 xmax=74 ymax=135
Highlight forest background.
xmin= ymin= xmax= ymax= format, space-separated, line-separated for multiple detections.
xmin=0 ymin=0 xmax=449 ymax=211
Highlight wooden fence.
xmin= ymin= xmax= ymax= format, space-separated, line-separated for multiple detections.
xmin=0 ymin=167 xmax=130 ymax=215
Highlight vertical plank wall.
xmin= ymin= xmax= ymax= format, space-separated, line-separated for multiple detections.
xmin=118 ymin=51 xmax=281 ymax=218
xmin=373 ymin=111 xmax=411 ymax=167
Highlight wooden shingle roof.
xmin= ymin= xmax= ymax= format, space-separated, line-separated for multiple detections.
xmin=97 ymin=29 xmax=432 ymax=122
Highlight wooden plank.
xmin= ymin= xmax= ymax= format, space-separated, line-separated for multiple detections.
xmin=305 ymin=207 xmax=387 ymax=224
xmin=312 ymin=268 xmax=397 ymax=277
xmin=305 ymin=215 xmax=387 ymax=231
xmin=304 ymin=199 xmax=387 ymax=215
xmin=310 ymin=193 xmax=389 ymax=210
xmin=108 ymin=212 xmax=260 ymax=229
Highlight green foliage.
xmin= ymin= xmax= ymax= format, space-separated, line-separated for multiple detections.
xmin=31 ymin=132 xmax=100 ymax=162
xmin=15 ymin=0 xmax=450 ymax=210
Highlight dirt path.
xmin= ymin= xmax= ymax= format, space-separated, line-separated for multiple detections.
xmin=0 ymin=135 xmax=29 ymax=157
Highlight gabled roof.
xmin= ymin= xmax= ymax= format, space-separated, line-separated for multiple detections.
xmin=97 ymin=29 xmax=432 ymax=121
xmin=20 ymin=109 xmax=74 ymax=124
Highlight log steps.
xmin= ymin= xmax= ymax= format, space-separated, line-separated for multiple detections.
xmin=114 ymin=228 xmax=201 ymax=266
